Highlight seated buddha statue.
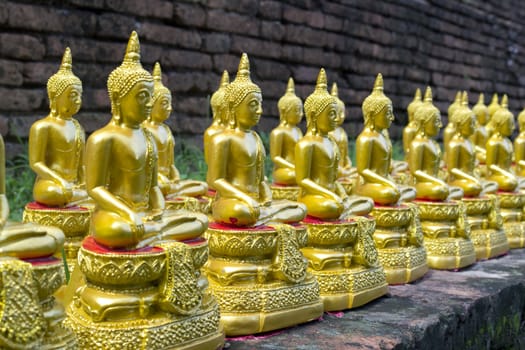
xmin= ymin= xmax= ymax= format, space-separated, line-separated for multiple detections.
xmin=329 ymin=82 xmax=358 ymax=192
xmin=269 ymin=77 xmax=303 ymax=200
xmin=470 ymin=93 xmax=489 ymax=164
xmin=514 ymin=107 xmax=525 ymax=177
xmin=0 ymin=132 xmax=75 ymax=348
xmin=443 ymin=91 xmax=462 ymax=150
xmin=204 ymin=53 xmax=322 ymax=335
xmin=66 ymin=32 xmax=224 ymax=349
xmin=402 ymin=88 xmax=423 ymax=161
xmin=24 ymin=47 xmax=91 ymax=266
xmin=355 ymin=74 xmax=427 ymax=284
xmin=204 ymin=70 xmax=229 ymax=190
xmin=446 ymin=92 xmax=510 ymax=258
xmin=486 ymin=93 xmax=500 ymax=137
xmin=143 ymin=62 xmax=209 ymax=212
xmin=409 ymin=87 xmax=476 ymax=269
xmin=295 ymin=68 xmax=387 ymax=310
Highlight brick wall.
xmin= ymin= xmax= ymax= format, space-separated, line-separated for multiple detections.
xmin=0 ymin=0 xmax=524 ymax=158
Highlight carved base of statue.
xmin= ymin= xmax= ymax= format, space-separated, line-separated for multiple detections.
xmin=497 ymin=192 xmax=525 ymax=248
xmin=0 ymin=256 xmax=76 ymax=349
xmin=463 ymin=196 xmax=509 ymax=260
xmin=415 ymin=200 xmax=477 ymax=270
xmin=270 ymin=183 xmax=300 ymax=201
xmin=23 ymin=202 xmax=91 ymax=269
xmin=65 ymin=237 xmax=224 ymax=349
xmin=204 ymin=222 xmax=323 ymax=336
xmin=301 ymin=216 xmax=388 ymax=311
xmin=370 ymin=204 xmax=428 ymax=284
xmin=165 ymin=196 xmax=211 ymax=214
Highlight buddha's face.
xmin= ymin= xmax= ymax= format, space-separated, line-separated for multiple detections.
xmin=335 ymin=103 xmax=345 ymax=127
xmin=151 ymin=93 xmax=172 ymax=123
xmin=424 ymin=111 xmax=442 ymax=137
xmin=119 ymin=80 xmax=154 ymax=127
xmin=317 ymin=102 xmax=337 ymax=134
xmin=476 ymin=109 xmax=489 ymax=125
xmin=55 ymin=84 xmax=82 ymax=118
xmin=499 ymin=115 xmax=515 ymax=137
xmin=235 ymin=91 xmax=262 ymax=130
xmin=373 ymin=104 xmax=394 ymax=130
xmin=458 ymin=113 xmax=475 ymax=137
xmin=285 ymin=101 xmax=303 ymax=125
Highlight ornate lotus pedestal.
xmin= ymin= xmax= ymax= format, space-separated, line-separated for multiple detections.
xmin=496 ymin=192 xmax=525 ymax=248
xmin=300 ymin=216 xmax=388 ymax=311
xmin=204 ymin=222 xmax=323 ymax=336
xmin=463 ymin=196 xmax=509 ymax=259
xmin=164 ymin=196 xmax=211 ymax=214
xmin=370 ymin=204 xmax=428 ymax=284
xmin=415 ymin=200 xmax=477 ymax=269
xmin=23 ymin=202 xmax=91 ymax=269
xmin=0 ymin=257 xmax=76 ymax=349
xmin=65 ymin=237 xmax=224 ymax=350
xmin=270 ymin=183 xmax=300 ymax=201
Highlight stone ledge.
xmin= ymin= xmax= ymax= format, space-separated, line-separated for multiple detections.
xmin=226 ymin=249 xmax=525 ymax=349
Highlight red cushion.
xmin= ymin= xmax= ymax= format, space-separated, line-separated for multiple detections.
xmin=26 ymin=201 xmax=89 ymax=211
xmin=22 ymin=256 xmax=61 ymax=266
xmin=209 ymin=221 xmax=274 ymax=231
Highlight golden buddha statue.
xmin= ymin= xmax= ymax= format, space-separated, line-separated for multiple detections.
xmin=470 ymin=93 xmax=489 ymax=164
xmin=409 ymin=87 xmax=476 ymax=269
xmin=486 ymin=93 xmax=500 ymax=137
xmin=402 ymin=88 xmax=423 ymax=161
xmin=204 ymin=53 xmax=323 ymax=335
xmin=0 ymin=132 xmax=75 ymax=348
xmin=329 ymin=82 xmax=358 ymax=193
xmin=443 ymin=91 xmax=462 ymax=155
xmin=23 ymin=47 xmax=91 ymax=267
xmin=355 ymin=74 xmax=427 ymax=284
xmin=485 ymin=94 xmax=525 ymax=248
xmin=446 ymin=92 xmax=509 ymax=259
xmin=143 ymin=62 xmax=209 ymax=213
xmin=514 ymin=107 xmax=525 ymax=177
xmin=296 ymin=68 xmax=387 ymax=310
xmin=269 ymin=77 xmax=304 ymax=200
xmin=65 ymin=31 xmax=224 ymax=349
xmin=204 ymin=70 xmax=229 ymax=191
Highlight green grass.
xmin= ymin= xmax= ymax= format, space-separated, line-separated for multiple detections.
xmin=6 ymin=151 xmax=35 ymax=221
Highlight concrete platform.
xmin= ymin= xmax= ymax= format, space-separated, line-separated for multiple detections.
xmin=226 ymin=249 xmax=525 ymax=349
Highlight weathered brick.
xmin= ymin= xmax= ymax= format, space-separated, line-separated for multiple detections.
xmin=167 ymin=71 xmax=220 ymax=94
xmin=0 ymin=59 xmax=23 ymax=86
xmin=0 ymin=0 xmax=8 ymax=24
xmin=303 ymin=47 xmax=341 ymax=68
xmin=212 ymin=54 xmax=242 ymax=73
xmin=291 ymin=66 xmax=321 ymax=84
xmin=161 ymin=50 xmax=212 ymax=70
xmin=206 ymin=9 xmax=259 ymax=36
xmin=141 ymin=23 xmax=202 ymax=49
xmin=105 ymin=0 xmax=173 ymax=19
xmin=251 ymin=58 xmax=290 ymax=81
xmin=207 ymin=0 xmax=259 ymax=15
xmin=203 ymin=33 xmax=231 ymax=53
xmin=96 ymin=13 xmax=136 ymax=40
xmin=68 ymin=0 xmax=105 ymax=9
xmin=0 ymin=34 xmax=45 ymax=60
xmin=283 ymin=5 xmax=324 ymax=28
xmin=45 ymin=36 xmax=124 ymax=64
xmin=0 ymin=88 xmax=44 ymax=112
xmin=231 ymin=36 xmax=282 ymax=59
xmin=22 ymin=62 xmax=56 ymax=85
xmin=259 ymin=1 xmax=282 ymax=20
xmin=281 ymin=44 xmax=304 ymax=62
xmin=284 ymin=24 xmax=325 ymax=48
xmin=324 ymin=14 xmax=343 ymax=32
xmin=82 ymin=88 xmax=110 ymax=110
xmin=261 ymin=21 xmax=285 ymax=41
xmin=173 ymin=2 xmax=206 ymax=27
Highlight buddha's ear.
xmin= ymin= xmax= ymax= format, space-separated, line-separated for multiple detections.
xmin=111 ymin=91 xmax=121 ymax=122
xmin=49 ymin=94 xmax=57 ymax=115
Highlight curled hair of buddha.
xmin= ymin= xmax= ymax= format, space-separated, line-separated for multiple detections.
xmin=152 ymin=62 xmax=171 ymax=104
xmin=107 ymin=31 xmax=153 ymax=119
xmin=225 ymin=53 xmax=261 ymax=128
xmin=488 ymin=93 xmax=500 ymax=117
xmin=362 ymin=73 xmax=392 ymax=127
xmin=413 ymin=86 xmax=439 ymax=133
xmin=407 ymin=88 xmax=423 ymax=121
xmin=491 ymin=94 xmax=514 ymax=129
xmin=210 ymin=70 xmax=229 ymax=119
xmin=277 ymin=77 xmax=302 ymax=122
xmin=472 ymin=93 xmax=488 ymax=121
xmin=47 ymin=47 xmax=82 ymax=102
xmin=451 ymin=91 xmax=473 ymax=127
xmin=447 ymin=91 xmax=462 ymax=119
xmin=331 ymin=82 xmax=345 ymax=120
xmin=304 ymin=68 xmax=336 ymax=133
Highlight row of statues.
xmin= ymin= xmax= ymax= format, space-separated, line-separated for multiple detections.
xmin=1 ymin=30 xmax=524 ymax=349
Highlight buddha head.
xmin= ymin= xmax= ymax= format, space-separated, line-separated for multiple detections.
xmin=447 ymin=91 xmax=462 ymax=119
xmin=331 ymin=82 xmax=346 ymax=127
xmin=210 ymin=70 xmax=229 ymax=125
xmin=47 ymin=47 xmax=82 ymax=119
xmin=362 ymin=73 xmax=394 ymax=131
xmin=488 ymin=93 xmax=500 ymax=118
xmin=451 ymin=91 xmax=475 ymax=137
xmin=407 ymin=88 xmax=423 ymax=123
xmin=107 ymin=31 xmax=154 ymax=126
xmin=149 ymin=62 xmax=172 ymax=123
xmin=518 ymin=107 xmax=525 ymax=133
xmin=413 ymin=87 xmax=441 ymax=138
xmin=277 ymin=77 xmax=303 ymax=126
xmin=225 ymin=53 xmax=262 ymax=130
xmin=472 ymin=93 xmax=489 ymax=126
xmin=304 ymin=68 xmax=337 ymax=135
xmin=491 ymin=95 xmax=515 ymax=137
